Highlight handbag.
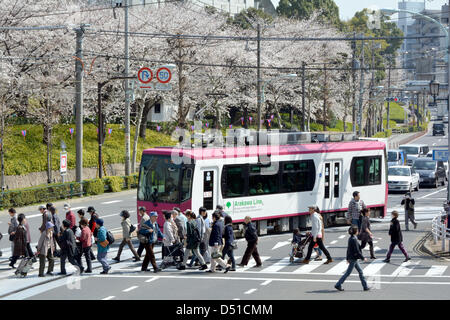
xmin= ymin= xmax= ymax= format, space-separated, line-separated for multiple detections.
xmin=211 ymin=251 xmax=221 ymax=259
xmin=9 ymin=234 xmax=15 ymax=242
xmin=129 ymin=224 xmax=136 ymax=235
xmin=99 ymin=240 xmax=109 ymax=248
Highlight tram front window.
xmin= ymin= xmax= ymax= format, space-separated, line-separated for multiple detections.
xmin=138 ymin=155 xmax=181 ymax=203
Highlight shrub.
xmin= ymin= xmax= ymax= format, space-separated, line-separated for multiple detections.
xmin=103 ymin=176 xmax=123 ymax=193
xmin=124 ymin=173 xmax=139 ymax=189
xmin=84 ymin=179 xmax=104 ymax=196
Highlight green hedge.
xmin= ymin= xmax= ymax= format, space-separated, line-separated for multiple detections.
xmin=103 ymin=176 xmax=123 ymax=193
xmin=84 ymin=179 xmax=104 ymax=196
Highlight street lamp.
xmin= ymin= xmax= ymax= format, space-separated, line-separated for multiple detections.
xmin=381 ymin=6 xmax=450 ymax=202
xmin=261 ymin=74 xmax=298 ymax=130
xmin=430 ymin=79 xmax=440 ymax=105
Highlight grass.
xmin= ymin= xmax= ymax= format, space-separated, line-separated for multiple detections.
xmin=3 ymin=123 xmax=176 ymax=176
xmin=383 ymin=102 xmax=406 ymax=123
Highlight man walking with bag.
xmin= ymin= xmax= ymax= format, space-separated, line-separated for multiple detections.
xmin=401 ymin=192 xmax=417 ymax=231
xmin=238 ymin=216 xmax=262 ymax=267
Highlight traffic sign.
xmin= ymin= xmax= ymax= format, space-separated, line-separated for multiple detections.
xmin=137 ymin=67 xmax=153 ymax=88
xmin=156 ymin=67 xmax=172 ymax=84
xmin=433 ymin=150 xmax=449 ymax=161
xmin=60 ymin=152 xmax=68 ymax=175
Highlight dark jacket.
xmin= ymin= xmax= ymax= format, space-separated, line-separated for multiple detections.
xmin=89 ymin=214 xmax=98 ymax=237
xmin=244 ymin=222 xmax=258 ymax=243
xmin=139 ymin=220 xmax=163 ymax=244
xmin=174 ymin=217 xmax=185 ymax=241
xmin=359 ymin=216 xmax=372 ymax=242
xmin=209 ymin=220 xmax=224 ymax=247
xmin=401 ymin=198 xmax=415 ymax=213
xmin=186 ymin=220 xmax=200 ymax=250
xmin=52 ymin=214 xmax=61 ymax=236
xmin=346 ymin=235 xmax=364 ymax=261
xmin=292 ymin=233 xmax=302 ymax=244
xmin=223 ymin=223 xmax=234 ymax=247
xmin=13 ymin=225 xmax=27 ymax=257
xmin=60 ymin=228 xmax=78 ymax=257
xmin=389 ymin=217 xmax=403 ymax=244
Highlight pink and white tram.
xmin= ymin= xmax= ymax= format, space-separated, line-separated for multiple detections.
xmin=137 ymin=140 xmax=387 ymax=233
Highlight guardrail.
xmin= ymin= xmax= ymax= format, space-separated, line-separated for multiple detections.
xmin=431 ymin=212 xmax=450 ymax=252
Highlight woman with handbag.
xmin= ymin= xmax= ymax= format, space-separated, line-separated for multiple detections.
xmin=140 ymin=212 xmax=163 ymax=273
xmin=359 ymin=208 xmax=376 ymax=260
xmin=222 ymin=215 xmax=236 ymax=271
xmin=178 ymin=212 xmax=207 ymax=270
xmin=113 ymin=210 xmax=140 ymax=262
xmin=207 ymin=212 xmax=230 ymax=273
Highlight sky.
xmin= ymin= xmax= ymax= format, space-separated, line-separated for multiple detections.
xmin=334 ymin=0 xmax=448 ymax=21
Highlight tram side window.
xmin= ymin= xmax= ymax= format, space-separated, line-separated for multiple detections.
xmin=281 ymin=160 xmax=315 ymax=193
xmin=222 ymin=166 xmax=246 ymax=198
xmin=351 ymin=156 xmax=382 ymax=186
xmin=249 ymin=164 xmax=279 ymax=195
xmin=181 ymin=168 xmax=193 ymax=202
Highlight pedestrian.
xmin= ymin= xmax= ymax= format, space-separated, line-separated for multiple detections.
xmin=222 ymin=215 xmax=236 ymax=271
xmin=10 ymin=213 xmax=28 ymax=268
xmin=383 ymin=210 xmax=411 ymax=263
xmin=302 ymin=206 xmax=333 ymax=265
xmin=313 ymin=213 xmax=325 ymax=261
xmin=36 ymin=220 xmax=56 ymax=277
xmin=49 ymin=206 xmax=61 ymax=244
xmin=216 ymin=205 xmax=228 ymax=218
xmin=334 ymin=226 xmax=370 ymax=292
xmin=38 ymin=204 xmax=52 ymax=232
xmin=178 ymin=211 xmax=208 ymax=270
xmin=64 ymin=203 xmax=77 ymax=232
xmin=238 ymin=216 xmax=263 ymax=267
xmin=59 ymin=219 xmax=83 ymax=275
xmin=162 ymin=210 xmax=178 ymax=258
xmin=172 ymin=210 xmax=185 ymax=243
xmin=77 ymin=218 xmax=93 ymax=273
xmin=95 ymin=218 xmax=111 ymax=274
xmin=347 ymin=191 xmax=366 ymax=231
xmin=401 ymin=192 xmax=417 ymax=230
xmin=199 ymin=208 xmax=211 ymax=264
xmin=77 ymin=209 xmax=86 ymax=222
xmin=139 ymin=211 xmax=163 ymax=273
xmin=359 ymin=208 xmax=376 ymax=259
xmin=137 ymin=207 xmax=150 ymax=258
xmin=87 ymin=206 xmax=98 ymax=237
xmin=7 ymin=208 xmax=18 ymax=266
xmin=173 ymin=207 xmax=187 ymax=231
xmin=23 ymin=214 xmax=36 ymax=261
xmin=206 ymin=212 xmax=230 ymax=273
xmin=113 ymin=210 xmax=140 ymax=262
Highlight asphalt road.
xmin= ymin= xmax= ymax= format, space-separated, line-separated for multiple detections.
xmin=0 ymin=125 xmax=448 ymax=301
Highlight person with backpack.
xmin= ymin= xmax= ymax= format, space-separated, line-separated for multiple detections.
xmin=113 ymin=210 xmax=140 ymax=262
xmin=7 ymin=208 xmax=18 ymax=267
xmin=10 ymin=214 xmax=28 ymax=268
xmin=383 ymin=210 xmax=411 ymax=263
xmin=401 ymin=192 xmax=417 ymax=231
xmin=222 ymin=215 xmax=236 ymax=271
xmin=238 ymin=216 xmax=262 ymax=267
xmin=77 ymin=218 xmax=93 ymax=273
xmin=140 ymin=212 xmax=163 ymax=273
xmin=178 ymin=211 xmax=207 ymax=270
xmin=95 ymin=219 xmax=111 ymax=274
xmin=59 ymin=220 xmax=84 ymax=275
xmin=36 ymin=220 xmax=56 ymax=277
xmin=334 ymin=226 xmax=370 ymax=292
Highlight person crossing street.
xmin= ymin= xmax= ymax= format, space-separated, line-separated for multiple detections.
xmin=384 ymin=210 xmax=411 ymax=263
xmin=401 ymin=192 xmax=417 ymax=231
xmin=140 ymin=212 xmax=163 ymax=273
xmin=347 ymin=191 xmax=366 ymax=231
xmin=112 ymin=210 xmax=140 ymax=262
xmin=302 ymin=206 xmax=333 ymax=265
xmin=238 ymin=216 xmax=262 ymax=267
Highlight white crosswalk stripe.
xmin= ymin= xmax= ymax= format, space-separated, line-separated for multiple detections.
xmin=261 ymin=257 xmax=291 ymax=273
xmin=239 ymin=256 xmax=270 ymax=271
xmin=425 ymin=266 xmax=448 ymax=277
xmin=293 ymin=260 xmax=326 ymax=274
xmin=325 ymin=260 xmax=349 ymax=275
xmin=363 ymin=259 xmax=387 ymax=276
xmin=390 ymin=261 xmax=420 ymax=277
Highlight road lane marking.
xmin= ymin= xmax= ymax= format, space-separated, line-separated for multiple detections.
xmin=261 ymin=257 xmax=291 ymax=273
xmin=122 ymin=285 xmax=139 ymax=292
xmin=391 ymin=261 xmax=420 ymax=277
xmin=102 ymin=296 xmax=115 ymax=300
xmin=239 ymin=256 xmax=270 ymax=271
xmin=261 ymin=280 xmax=272 ymax=286
xmin=338 ymin=235 xmax=346 ymax=239
xmin=102 ymin=200 xmax=123 ymax=205
xmin=244 ymin=288 xmax=257 ymax=294
xmin=330 ymin=240 xmax=338 ymax=245
xmin=271 ymin=241 xmax=291 ymax=250
xmin=425 ymin=266 xmax=448 ymax=277
xmin=232 ymin=298 xmax=240 ymax=300
xmin=363 ymin=259 xmax=387 ymax=276
xmin=71 ymin=207 xmax=85 ymax=211
xmin=25 ymin=213 xmax=43 ymax=219
xmin=293 ymin=260 xmax=326 ymax=274
xmin=419 ymin=188 xmax=447 ymax=199
xmin=145 ymin=277 xmax=159 ymax=283
xmin=325 ymin=260 xmax=349 ymax=275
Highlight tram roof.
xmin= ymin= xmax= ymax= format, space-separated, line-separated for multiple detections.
xmin=143 ymin=140 xmax=386 ymax=160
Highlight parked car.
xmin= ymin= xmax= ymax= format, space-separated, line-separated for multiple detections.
xmin=444 ymin=116 xmax=448 ymax=124
xmin=433 ymin=123 xmax=445 ymax=136
xmin=388 ymin=166 xmax=420 ymax=193
xmin=412 ymin=158 xmax=446 ymax=188
xmin=388 ymin=149 xmax=407 ymax=167
xmin=399 ymin=144 xmax=430 ymax=166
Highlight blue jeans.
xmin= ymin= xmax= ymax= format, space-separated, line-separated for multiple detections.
xmin=97 ymin=252 xmax=109 ymax=272
xmin=222 ymin=245 xmax=236 ymax=269
xmin=335 ymin=260 xmax=368 ymax=289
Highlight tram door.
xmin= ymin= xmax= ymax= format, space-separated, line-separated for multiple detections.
xmin=323 ymin=160 xmax=343 ymax=211
xmin=201 ymin=167 xmax=218 ymax=212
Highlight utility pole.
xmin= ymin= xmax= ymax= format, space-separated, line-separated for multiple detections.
xmin=124 ymin=0 xmax=131 ymax=175
xmin=416 ymin=92 xmax=420 ymax=129
xmin=447 ymin=1 xmax=450 ymax=203
xmin=301 ymin=61 xmax=306 ymax=131
xmin=352 ymin=32 xmax=357 ymax=134
xmin=369 ymin=40 xmax=375 ymax=137
xmin=323 ymin=63 xmax=327 ymax=131
xmin=74 ymin=26 xmax=85 ymax=185
xmin=256 ymin=23 xmax=262 ymax=141
xmin=358 ymin=34 xmax=365 ymax=137
xmin=386 ymin=55 xmax=392 ymax=131
xmin=1 ymin=109 xmax=4 ymax=192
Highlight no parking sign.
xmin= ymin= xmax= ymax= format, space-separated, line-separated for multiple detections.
xmin=138 ymin=67 xmax=153 ymax=88
xmin=137 ymin=66 xmax=173 ymax=90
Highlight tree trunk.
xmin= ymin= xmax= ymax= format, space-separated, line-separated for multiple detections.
xmin=139 ymin=98 xmax=154 ymax=139
xmin=275 ymin=105 xmax=283 ymax=129
xmin=132 ymin=100 xmax=145 ymax=173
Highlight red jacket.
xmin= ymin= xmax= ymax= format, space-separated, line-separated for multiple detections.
xmin=66 ymin=210 xmax=76 ymax=229
xmin=80 ymin=226 xmax=92 ymax=248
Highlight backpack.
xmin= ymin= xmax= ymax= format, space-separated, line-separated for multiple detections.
xmin=106 ymin=230 xmax=115 ymax=245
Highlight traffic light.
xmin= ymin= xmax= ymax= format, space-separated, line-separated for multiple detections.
xmin=394 ymin=98 xmax=398 ymax=102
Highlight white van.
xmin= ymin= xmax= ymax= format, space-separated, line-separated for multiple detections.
xmin=399 ymin=144 xmax=430 ymax=166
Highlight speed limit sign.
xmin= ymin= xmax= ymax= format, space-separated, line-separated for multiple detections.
xmin=156 ymin=67 xmax=172 ymax=84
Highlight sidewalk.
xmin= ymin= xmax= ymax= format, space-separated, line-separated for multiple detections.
xmin=387 ymin=130 xmax=428 ymax=150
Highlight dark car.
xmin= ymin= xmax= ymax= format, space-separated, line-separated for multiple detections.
xmin=433 ymin=123 xmax=445 ymax=136
xmin=412 ymin=158 xmax=446 ymax=188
